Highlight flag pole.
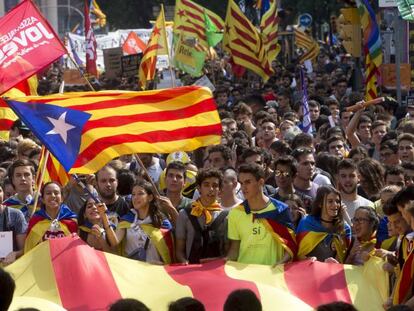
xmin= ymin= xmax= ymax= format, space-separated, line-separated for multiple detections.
xmin=133 ymin=154 xmax=161 ymax=197
xmin=161 ymin=4 xmax=176 ymax=88
xmin=30 ymin=148 xmax=50 ymax=218
xmin=65 ymin=47 xmax=96 ymax=92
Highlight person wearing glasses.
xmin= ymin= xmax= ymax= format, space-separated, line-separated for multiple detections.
xmin=296 ymin=186 xmax=351 ymax=263
xmin=345 ymin=206 xmax=379 ymax=265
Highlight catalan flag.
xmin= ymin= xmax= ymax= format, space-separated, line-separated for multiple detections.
xmin=0 ymin=75 xmax=38 ymax=140
xmin=294 ymin=28 xmax=320 ymax=63
xmin=35 ymin=147 xmax=70 ymax=189
xmin=260 ymin=0 xmax=280 ymax=66
xmin=173 ymin=0 xmax=224 ymax=49
xmin=138 ymin=6 xmax=169 ymax=90
xmin=223 ymin=0 xmax=273 ymax=81
xmin=356 ymin=0 xmax=383 ymax=101
xmin=89 ymin=0 xmax=106 ymax=28
xmin=5 ymin=86 xmax=222 ymax=174
xmin=6 ymin=236 xmax=389 ymax=311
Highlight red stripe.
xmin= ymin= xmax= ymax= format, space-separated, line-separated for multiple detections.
xmin=0 ymin=119 xmax=14 ymax=131
xmin=397 ymin=252 xmax=414 ymax=302
xmin=229 ymin=48 xmax=272 ymax=76
xmin=75 ymin=124 xmax=222 ymax=168
xmin=84 ymin=98 xmax=217 ymax=130
xmin=284 ymin=260 xmax=352 ymax=307
xmin=177 ymin=25 xmax=207 ymax=41
xmin=49 ymin=236 xmax=122 ymax=310
xmin=181 ymin=0 xmax=224 ymax=28
xmin=165 ymin=260 xmax=260 ymax=310
xmin=266 ymin=219 xmax=298 ymax=256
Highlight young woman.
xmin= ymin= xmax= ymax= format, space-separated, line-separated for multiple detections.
xmin=345 ymin=206 xmax=379 ymax=265
xmin=285 ymin=194 xmax=306 ymax=229
xmin=78 ymin=197 xmax=118 ymax=252
xmin=296 ymin=186 xmax=351 ymax=263
xmin=24 ymin=182 xmax=77 ymax=253
xmin=115 ymin=180 xmax=173 ymax=264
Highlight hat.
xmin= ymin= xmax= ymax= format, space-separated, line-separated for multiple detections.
xmin=166 ymin=151 xmax=190 ymax=165
xmin=12 ymin=119 xmax=29 ymax=131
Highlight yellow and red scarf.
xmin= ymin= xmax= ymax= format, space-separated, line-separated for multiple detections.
xmin=190 ymin=200 xmax=221 ymax=225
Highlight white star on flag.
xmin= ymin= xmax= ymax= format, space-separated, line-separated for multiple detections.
xmin=46 ymin=112 xmax=76 ymax=144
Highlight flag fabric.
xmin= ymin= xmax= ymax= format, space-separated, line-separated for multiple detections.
xmin=138 ymin=6 xmax=169 ymax=90
xmin=356 ymin=0 xmax=383 ymax=101
xmin=397 ymin=0 xmax=414 ymax=21
xmin=393 ymin=249 xmax=414 ymax=305
xmin=6 ymin=236 xmax=389 ymax=311
xmin=299 ymin=68 xmax=312 ymax=135
xmin=0 ymin=75 xmax=38 ymax=140
xmin=260 ymin=0 xmax=280 ymax=66
xmin=122 ymin=31 xmax=147 ymax=55
xmin=35 ymin=147 xmax=70 ymax=189
xmin=89 ymin=0 xmax=106 ymax=28
xmin=173 ymin=0 xmax=224 ymax=49
xmin=294 ymin=28 xmax=320 ymax=63
xmin=0 ymin=0 xmax=66 ymax=95
xmin=5 ymin=86 xmax=222 ymax=174
xmin=204 ymin=12 xmax=223 ymax=47
xmin=174 ymin=37 xmax=206 ymax=77
xmin=66 ymin=35 xmax=85 ymax=71
xmin=223 ymin=0 xmax=273 ymax=81
xmin=84 ymin=0 xmax=98 ymax=77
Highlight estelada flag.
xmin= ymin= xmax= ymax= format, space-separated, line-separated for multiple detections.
xmin=5 ymin=86 xmax=222 ymax=174
xmin=6 ymin=236 xmax=389 ymax=311
xmin=0 ymin=0 xmax=66 ymax=94
xmin=122 ymin=31 xmax=147 ymax=55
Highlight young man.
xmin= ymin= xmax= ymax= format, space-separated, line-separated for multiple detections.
xmin=380 ymin=140 xmax=400 ymax=166
xmin=242 ymin=147 xmax=276 ymax=192
xmin=327 ymin=135 xmax=347 ymax=159
xmin=162 ymin=161 xmax=192 ymax=211
xmin=4 ymin=159 xmax=36 ymax=221
xmin=259 ymin=118 xmax=278 ymax=149
xmin=385 ymin=166 xmax=406 ymax=188
xmin=207 ymin=145 xmax=233 ymax=170
xmin=398 ymin=133 xmax=414 ymax=164
xmin=292 ymin=147 xmax=319 ymax=200
xmin=220 ymin=168 xmax=243 ymax=211
xmin=176 ymin=169 xmax=227 ymax=264
xmin=402 ymin=162 xmax=414 ymax=186
xmin=337 ymin=159 xmax=373 ymax=223
xmin=226 ymin=163 xmax=296 ymax=266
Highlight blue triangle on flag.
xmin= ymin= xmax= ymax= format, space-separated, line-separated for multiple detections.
xmin=6 ymin=100 xmax=91 ymax=172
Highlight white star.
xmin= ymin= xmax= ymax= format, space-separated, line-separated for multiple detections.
xmin=46 ymin=112 xmax=76 ymax=144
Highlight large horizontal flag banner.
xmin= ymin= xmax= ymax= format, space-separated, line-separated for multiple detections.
xmin=0 ymin=0 xmax=66 ymax=94
xmin=6 ymin=237 xmax=388 ymax=311
xmin=4 ymin=86 xmax=222 ymax=174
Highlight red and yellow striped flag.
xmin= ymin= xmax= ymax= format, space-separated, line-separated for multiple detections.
xmin=138 ymin=6 xmax=169 ymax=90
xmin=7 ymin=86 xmax=222 ymax=174
xmin=173 ymin=0 xmax=224 ymax=49
xmin=260 ymin=0 xmax=281 ymax=65
xmin=7 ymin=236 xmax=389 ymax=311
xmin=35 ymin=147 xmax=70 ymax=188
xmin=0 ymin=75 xmax=38 ymax=140
xmin=294 ymin=28 xmax=320 ymax=63
xmin=223 ymin=0 xmax=273 ymax=81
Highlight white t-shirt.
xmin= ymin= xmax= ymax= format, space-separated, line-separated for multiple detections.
xmin=342 ymin=195 xmax=374 ymax=225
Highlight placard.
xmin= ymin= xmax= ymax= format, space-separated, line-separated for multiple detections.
xmin=121 ymin=53 xmax=142 ymax=77
xmin=103 ymin=47 xmax=123 ymax=79
xmin=0 ymin=231 xmax=13 ymax=258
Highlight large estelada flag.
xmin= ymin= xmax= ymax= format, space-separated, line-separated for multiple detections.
xmin=0 ymin=0 xmax=66 ymax=95
xmin=4 ymin=86 xmax=222 ymax=174
xmin=6 ymin=236 xmax=388 ymax=311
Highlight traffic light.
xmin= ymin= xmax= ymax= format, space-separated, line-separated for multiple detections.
xmin=337 ymin=8 xmax=361 ymax=57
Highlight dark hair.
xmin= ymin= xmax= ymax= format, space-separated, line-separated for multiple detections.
xmin=109 ymin=298 xmax=150 ymax=311
xmin=208 ymin=145 xmax=232 ymax=162
xmin=166 ymin=161 xmax=187 ymax=180
xmin=326 ymin=126 xmax=345 ymax=140
xmin=223 ymin=289 xmax=262 ymax=311
xmin=269 ymin=140 xmax=291 ymax=156
xmin=196 ymin=168 xmax=223 ymax=188
xmin=354 ymin=206 xmax=379 ymax=231
xmin=238 ymin=163 xmax=265 ymax=181
xmin=117 ymin=169 xmax=136 ymax=196
xmin=357 ymin=158 xmax=385 ymax=195
xmin=391 ymin=185 xmax=414 ymax=208
xmin=168 ymin=297 xmax=205 ymax=311
xmin=385 ymin=166 xmax=404 ymax=180
xmin=348 ymin=146 xmax=368 ymax=161
xmin=316 ymin=152 xmax=339 ymax=179
xmin=132 ymin=180 xmax=163 ymax=228
xmin=357 ymin=115 xmax=372 ymax=129
xmin=398 ymin=133 xmax=414 ymax=145
xmin=274 ymin=156 xmax=297 ymax=176
xmin=8 ymin=159 xmax=35 ymax=184
xmin=382 ymin=201 xmax=400 ymax=216
xmin=326 ymin=135 xmax=345 ymax=150
xmin=311 ymin=186 xmax=344 ymax=232
xmin=402 ymin=162 xmax=414 ymax=171
xmin=0 ymin=267 xmax=15 ymax=311
xmin=380 ymin=139 xmax=398 ymax=153
xmin=317 ymin=301 xmax=358 ymax=311
xmin=291 ymin=133 xmax=313 ymax=150
xmin=241 ymin=147 xmax=263 ymax=163
xmin=291 ymin=147 xmax=313 ymax=161
xmin=40 ymin=181 xmax=62 ymax=201
xmin=372 ymin=120 xmax=388 ymax=131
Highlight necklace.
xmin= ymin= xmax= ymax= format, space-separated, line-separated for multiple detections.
xmin=320 ymin=218 xmax=335 ymax=224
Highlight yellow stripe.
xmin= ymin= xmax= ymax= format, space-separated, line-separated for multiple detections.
xmin=297 ymin=232 xmax=326 ymax=259
xmin=80 ymin=110 xmax=220 ymax=150
xmin=344 ymin=257 xmax=388 ymax=310
xmin=71 ymin=134 xmax=220 ymax=174
xmin=6 ymin=241 xmax=62 ymax=306
xmin=225 ymin=262 xmax=312 ymax=310
xmin=106 ymin=252 xmax=192 ymax=309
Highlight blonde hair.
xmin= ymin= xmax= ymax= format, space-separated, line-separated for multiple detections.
xmin=17 ymin=138 xmax=40 ymax=158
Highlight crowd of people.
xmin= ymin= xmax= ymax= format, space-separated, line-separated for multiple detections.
xmin=1 ymin=45 xmax=414 ymax=310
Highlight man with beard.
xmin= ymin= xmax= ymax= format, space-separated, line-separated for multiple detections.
xmin=337 ymin=159 xmax=373 ymax=224
xmin=95 ymin=165 xmax=130 ymax=223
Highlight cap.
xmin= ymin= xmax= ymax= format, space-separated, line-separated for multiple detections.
xmin=166 ymin=151 xmax=190 ymax=165
xmin=12 ymin=119 xmax=29 ymax=131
